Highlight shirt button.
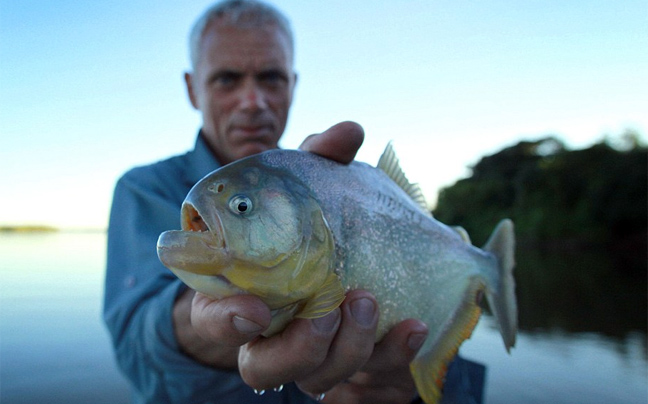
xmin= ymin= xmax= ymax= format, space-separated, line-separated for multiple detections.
xmin=124 ymin=275 xmax=136 ymax=288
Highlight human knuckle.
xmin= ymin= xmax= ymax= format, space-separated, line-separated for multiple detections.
xmin=238 ymin=358 xmax=272 ymax=388
xmin=345 ymin=342 xmax=374 ymax=367
xmin=238 ymin=366 xmax=264 ymax=389
xmin=300 ymin=347 xmax=328 ymax=370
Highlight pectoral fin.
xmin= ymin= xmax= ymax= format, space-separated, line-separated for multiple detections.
xmin=410 ymin=279 xmax=483 ymax=404
xmin=262 ymin=303 xmax=301 ymax=337
xmin=296 ymin=272 xmax=345 ymax=319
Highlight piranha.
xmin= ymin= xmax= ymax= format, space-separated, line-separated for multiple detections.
xmin=157 ymin=143 xmax=517 ymax=404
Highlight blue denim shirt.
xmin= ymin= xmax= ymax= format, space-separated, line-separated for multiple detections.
xmin=103 ymin=132 xmax=484 ymax=404
xmin=103 ymin=133 xmax=318 ymax=403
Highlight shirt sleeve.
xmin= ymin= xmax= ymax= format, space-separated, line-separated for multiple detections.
xmin=102 ymin=167 xmax=302 ymax=404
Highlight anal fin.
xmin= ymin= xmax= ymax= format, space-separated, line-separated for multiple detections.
xmin=410 ymin=280 xmax=483 ymax=404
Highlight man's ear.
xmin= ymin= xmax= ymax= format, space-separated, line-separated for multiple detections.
xmin=288 ymin=72 xmax=298 ymax=105
xmin=184 ymin=72 xmax=199 ymax=110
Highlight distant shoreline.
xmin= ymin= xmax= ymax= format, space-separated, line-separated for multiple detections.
xmin=0 ymin=226 xmax=106 ymax=233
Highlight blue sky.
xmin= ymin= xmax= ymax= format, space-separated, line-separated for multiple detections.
xmin=1 ymin=0 xmax=646 ymax=229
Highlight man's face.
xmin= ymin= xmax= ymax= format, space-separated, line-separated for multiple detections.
xmin=186 ymin=22 xmax=296 ymax=165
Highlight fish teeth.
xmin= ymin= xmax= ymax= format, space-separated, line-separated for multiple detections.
xmin=179 ymin=203 xmax=226 ymax=249
xmin=182 ymin=204 xmax=209 ymax=232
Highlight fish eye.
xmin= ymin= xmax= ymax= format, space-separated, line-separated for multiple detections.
xmin=229 ymin=195 xmax=253 ymax=215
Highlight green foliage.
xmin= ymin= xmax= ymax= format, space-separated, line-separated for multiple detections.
xmin=433 ymin=130 xmax=647 ymax=247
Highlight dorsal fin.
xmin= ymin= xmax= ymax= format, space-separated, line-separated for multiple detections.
xmin=452 ymin=226 xmax=472 ymax=244
xmin=377 ymin=142 xmax=430 ymax=214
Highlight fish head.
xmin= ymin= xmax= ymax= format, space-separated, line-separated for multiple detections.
xmin=157 ymin=154 xmax=337 ymax=310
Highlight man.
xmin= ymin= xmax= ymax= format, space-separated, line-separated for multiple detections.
xmin=104 ymin=1 xmax=430 ymax=403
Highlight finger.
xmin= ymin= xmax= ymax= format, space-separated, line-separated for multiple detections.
xmin=238 ymin=308 xmax=342 ymax=390
xmin=363 ymin=318 xmax=428 ymax=373
xmin=296 ymin=290 xmax=379 ymax=395
xmin=321 ymin=382 xmax=415 ymax=404
xmin=317 ymin=320 xmax=427 ymax=404
xmin=190 ymin=293 xmax=272 ymax=347
xmin=299 ymin=121 xmax=365 ymax=164
xmin=349 ymin=318 xmax=427 ymax=396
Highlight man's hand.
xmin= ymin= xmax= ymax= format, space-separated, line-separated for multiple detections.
xmin=299 ymin=121 xmax=365 ymax=164
xmin=176 ymin=289 xmax=427 ymax=403
xmin=172 ymin=121 xmax=428 ymax=403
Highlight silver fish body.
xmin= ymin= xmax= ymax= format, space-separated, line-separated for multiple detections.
xmin=157 ymin=145 xmax=517 ymax=404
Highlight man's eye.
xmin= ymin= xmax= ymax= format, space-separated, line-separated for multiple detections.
xmin=258 ymin=71 xmax=287 ymax=87
xmin=212 ymin=73 xmax=240 ymax=88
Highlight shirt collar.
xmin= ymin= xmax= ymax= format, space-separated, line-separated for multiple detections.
xmin=186 ymin=130 xmax=222 ymax=186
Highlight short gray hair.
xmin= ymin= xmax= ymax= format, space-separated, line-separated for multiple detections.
xmin=188 ymin=0 xmax=294 ymax=69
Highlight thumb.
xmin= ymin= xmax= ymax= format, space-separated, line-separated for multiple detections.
xmin=299 ymin=121 xmax=364 ymax=164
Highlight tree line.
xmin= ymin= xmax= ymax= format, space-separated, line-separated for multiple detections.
xmin=433 ymin=130 xmax=647 ymax=250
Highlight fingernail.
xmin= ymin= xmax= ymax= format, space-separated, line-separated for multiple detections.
xmin=408 ymin=332 xmax=427 ymax=351
xmin=233 ymin=315 xmax=264 ymax=334
xmin=312 ymin=309 xmax=340 ymax=333
xmin=350 ymin=298 xmax=376 ymax=327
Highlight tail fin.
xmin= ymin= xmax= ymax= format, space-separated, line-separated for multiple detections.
xmin=482 ymin=218 xmax=517 ymax=352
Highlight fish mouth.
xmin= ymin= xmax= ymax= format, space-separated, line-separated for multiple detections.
xmin=157 ymin=202 xmax=230 ymax=277
xmin=171 ymin=204 xmax=246 ymax=297
xmin=181 ymin=202 xmax=226 ymax=249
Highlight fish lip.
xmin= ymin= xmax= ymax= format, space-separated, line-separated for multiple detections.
xmin=181 ymin=202 xmax=226 ymax=249
xmin=214 ymin=274 xmax=233 ymax=287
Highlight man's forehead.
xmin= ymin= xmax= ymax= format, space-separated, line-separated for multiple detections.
xmin=197 ymin=21 xmax=293 ymax=69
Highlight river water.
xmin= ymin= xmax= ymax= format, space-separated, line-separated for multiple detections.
xmin=0 ymin=232 xmax=646 ymax=403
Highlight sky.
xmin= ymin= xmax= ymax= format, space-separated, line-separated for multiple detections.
xmin=1 ymin=0 xmax=646 ymax=229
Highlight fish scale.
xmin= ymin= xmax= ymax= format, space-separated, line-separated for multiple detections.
xmin=157 ymin=144 xmax=517 ymax=404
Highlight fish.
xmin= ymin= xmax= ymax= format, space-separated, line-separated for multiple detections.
xmin=157 ymin=143 xmax=517 ymax=404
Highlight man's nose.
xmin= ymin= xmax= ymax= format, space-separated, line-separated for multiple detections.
xmin=239 ymin=81 xmax=268 ymax=111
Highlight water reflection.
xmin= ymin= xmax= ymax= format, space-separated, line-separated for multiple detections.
xmin=0 ymin=232 xmax=131 ymax=404
xmin=0 ymin=233 xmax=646 ymax=404
xmin=515 ymin=244 xmax=646 ymax=345
xmin=458 ymin=243 xmax=647 ymax=404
